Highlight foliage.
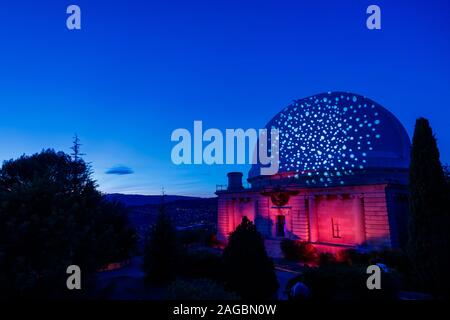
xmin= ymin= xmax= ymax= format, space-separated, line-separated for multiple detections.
xmin=280 ymin=239 xmax=318 ymax=263
xmin=0 ymin=148 xmax=136 ymax=298
xmin=178 ymin=227 xmax=216 ymax=246
xmin=443 ymin=164 xmax=450 ymax=183
xmin=167 ymin=278 xmax=239 ymax=300
xmin=369 ymin=249 xmax=410 ymax=275
xmin=318 ymin=252 xmax=336 ymax=266
xmin=223 ymin=216 xmax=279 ymax=299
xmin=407 ymin=118 xmax=450 ymax=296
xmin=336 ymin=248 xmax=370 ymax=266
xmin=336 ymin=248 xmax=410 ymax=275
xmin=178 ymin=248 xmax=223 ymax=281
xmin=143 ymin=206 xmax=180 ymax=284
xmin=444 ymin=164 xmax=450 ymax=196
xmin=287 ymin=264 xmax=399 ymax=300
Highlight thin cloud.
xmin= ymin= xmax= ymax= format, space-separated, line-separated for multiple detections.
xmin=105 ymin=165 xmax=134 ymax=175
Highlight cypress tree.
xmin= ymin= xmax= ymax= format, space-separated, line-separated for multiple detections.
xmin=223 ymin=216 xmax=279 ymax=299
xmin=408 ymin=117 xmax=450 ymax=297
xmin=143 ymin=205 xmax=179 ymax=284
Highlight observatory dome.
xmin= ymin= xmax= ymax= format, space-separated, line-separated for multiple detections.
xmin=248 ymin=92 xmax=411 ymax=187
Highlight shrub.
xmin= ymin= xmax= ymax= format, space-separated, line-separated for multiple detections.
xmin=280 ymin=239 xmax=318 ymax=263
xmin=280 ymin=239 xmax=298 ymax=260
xmin=167 ymin=279 xmax=239 ymax=300
xmin=206 ymin=233 xmax=220 ymax=247
xmin=288 ymin=264 xmax=399 ymax=300
xmin=179 ymin=228 xmax=215 ymax=246
xmin=318 ymin=252 xmax=337 ymax=266
xmin=337 ymin=248 xmax=370 ymax=266
xmin=371 ymin=249 xmax=410 ymax=274
xmin=223 ymin=216 xmax=279 ymax=299
xmin=179 ymin=248 xmax=224 ymax=281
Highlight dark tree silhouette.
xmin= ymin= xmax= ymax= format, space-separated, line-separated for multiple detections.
xmin=407 ymin=118 xmax=450 ymax=297
xmin=443 ymin=164 xmax=450 ymax=196
xmin=143 ymin=204 xmax=179 ymax=284
xmin=0 ymin=148 xmax=136 ymax=298
xmin=69 ymin=135 xmax=88 ymax=191
xmin=70 ymin=134 xmax=85 ymax=162
xmin=223 ymin=216 xmax=279 ymax=299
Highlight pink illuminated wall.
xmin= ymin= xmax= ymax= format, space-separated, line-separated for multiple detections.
xmin=217 ymin=195 xmax=258 ymax=241
xmin=314 ymin=195 xmax=366 ymax=245
xmin=217 ymin=184 xmax=396 ymax=251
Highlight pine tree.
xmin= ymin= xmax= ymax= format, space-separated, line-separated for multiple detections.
xmin=69 ymin=134 xmax=89 ymax=191
xmin=407 ymin=117 xmax=450 ymax=297
xmin=71 ymin=134 xmax=86 ymax=162
xmin=143 ymin=204 xmax=179 ymax=284
xmin=223 ymin=216 xmax=279 ymax=299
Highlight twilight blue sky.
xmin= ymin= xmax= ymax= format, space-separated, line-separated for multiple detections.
xmin=0 ymin=0 xmax=449 ymax=197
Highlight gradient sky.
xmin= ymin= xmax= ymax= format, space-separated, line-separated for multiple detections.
xmin=0 ymin=0 xmax=449 ymax=197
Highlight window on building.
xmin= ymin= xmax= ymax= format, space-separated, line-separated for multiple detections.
xmin=331 ymin=218 xmax=341 ymax=238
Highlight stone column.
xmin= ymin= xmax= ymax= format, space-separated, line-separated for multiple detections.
xmin=308 ymin=195 xmax=318 ymax=242
xmin=353 ymin=194 xmax=366 ymax=244
xmin=231 ymin=198 xmax=236 ymax=231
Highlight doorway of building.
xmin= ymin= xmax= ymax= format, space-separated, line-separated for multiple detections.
xmin=276 ymin=215 xmax=286 ymax=237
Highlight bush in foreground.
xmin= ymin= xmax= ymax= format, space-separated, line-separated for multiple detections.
xmin=287 ymin=264 xmax=399 ymax=300
xmin=167 ymin=278 xmax=239 ymax=300
xmin=280 ymin=239 xmax=318 ymax=263
xmin=178 ymin=248 xmax=223 ymax=281
xmin=223 ymin=217 xmax=279 ymax=299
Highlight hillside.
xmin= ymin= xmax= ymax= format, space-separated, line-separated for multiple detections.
xmin=105 ymin=194 xmax=218 ymax=241
xmin=104 ymin=193 xmax=201 ymax=207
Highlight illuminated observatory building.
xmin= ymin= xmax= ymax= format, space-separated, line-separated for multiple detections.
xmin=216 ymin=92 xmax=411 ymax=254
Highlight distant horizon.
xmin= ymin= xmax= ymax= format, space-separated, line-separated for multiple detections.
xmin=105 ymin=192 xmax=214 ymax=198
